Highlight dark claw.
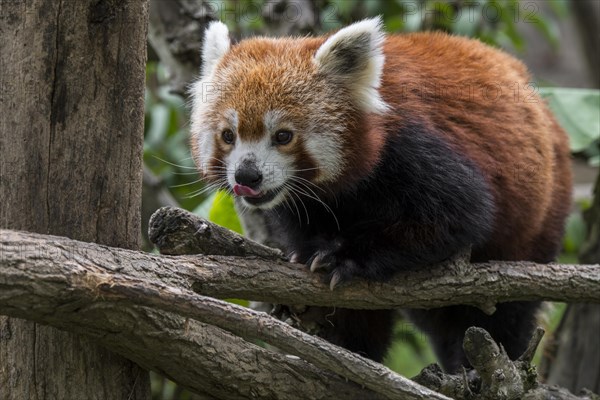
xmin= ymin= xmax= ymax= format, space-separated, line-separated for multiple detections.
xmin=288 ymin=251 xmax=299 ymax=263
xmin=309 ymin=251 xmax=331 ymax=272
xmin=329 ymin=270 xmax=342 ymax=290
xmin=301 ymin=238 xmax=362 ymax=289
xmin=306 ymin=249 xmax=334 ymax=272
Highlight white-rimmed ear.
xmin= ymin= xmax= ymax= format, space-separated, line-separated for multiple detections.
xmin=314 ymin=17 xmax=388 ymax=114
xmin=201 ymin=21 xmax=231 ymax=77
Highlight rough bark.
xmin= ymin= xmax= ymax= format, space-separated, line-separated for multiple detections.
xmin=0 ymin=293 xmax=375 ymax=400
xmin=3 ymin=227 xmax=597 ymax=314
xmin=0 ymin=0 xmax=150 ymax=398
xmin=144 ymin=207 xmax=600 ymax=311
xmin=0 ymin=239 xmax=449 ymax=400
xmin=0 ymin=230 xmax=425 ymax=400
xmin=147 ymin=204 xmax=599 ymax=397
xmin=149 ymin=206 xmax=285 ymax=259
xmin=2 ymin=229 xmax=597 ymax=400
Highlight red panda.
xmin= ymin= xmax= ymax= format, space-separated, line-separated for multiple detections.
xmin=190 ymin=18 xmax=573 ymax=372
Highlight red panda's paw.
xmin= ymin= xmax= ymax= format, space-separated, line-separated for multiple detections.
xmin=307 ymin=250 xmax=361 ymax=290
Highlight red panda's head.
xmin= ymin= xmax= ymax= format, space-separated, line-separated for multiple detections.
xmin=190 ymin=18 xmax=388 ymax=209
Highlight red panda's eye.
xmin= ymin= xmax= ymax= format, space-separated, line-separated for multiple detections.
xmin=274 ymin=130 xmax=293 ymax=145
xmin=221 ymin=129 xmax=235 ymax=144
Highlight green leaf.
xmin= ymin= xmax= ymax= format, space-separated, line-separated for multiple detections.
xmin=208 ymin=190 xmax=243 ymax=234
xmin=225 ymin=298 xmax=250 ymax=307
xmin=384 ymin=15 xmax=405 ymax=32
xmin=539 ymin=88 xmax=600 ymax=153
xmin=562 ymin=211 xmax=587 ymax=254
xmin=145 ymin=104 xmax=170 ymax=148
xmin=385 ymin=319 xmax=436 ymax=376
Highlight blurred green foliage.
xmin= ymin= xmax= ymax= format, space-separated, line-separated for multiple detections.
xmin=320 ymin=0 xmax=557 ymax=51
xmin=540 ymin=88 xmax=600 ymax=166
xmin=144 ymin=1 xmax=598 ymax=394
xmin=213 ymin=0 xmax=566 ymax=51
xmin=385 ymin=321 xmax=436 ymax=377
xmin=144 ymin=63 xmax=202 ymax=212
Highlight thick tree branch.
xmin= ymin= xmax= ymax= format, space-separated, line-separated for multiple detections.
xmin=55 ymin=273 xmax=452 ymax=399
xmin=0 ymin=230 xmax=386 ymax=400
xmin=2 ymin=218 xmax=599 ymax=317
xmin=2 ymin=228 xmax=596 ymax=399
xmin=0 ymin=228 xmax=448 ymax=399
xmin=148 ymin=206 xmax=284 ymax=259
xmin=100 ymin=280 xmax=450 ymax=400
xmin=146 ymin=207 xmax=600 ymax=313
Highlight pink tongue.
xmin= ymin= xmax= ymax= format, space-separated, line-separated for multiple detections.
xmin=233 ymin=184 xmax=261 ymax=198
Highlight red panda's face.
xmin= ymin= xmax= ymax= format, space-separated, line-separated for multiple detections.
xmin=190 ymin=19 xmax=388 ymax=209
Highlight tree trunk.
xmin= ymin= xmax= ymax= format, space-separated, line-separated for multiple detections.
xmin=0 ymin=0 xmax=150 ymax=398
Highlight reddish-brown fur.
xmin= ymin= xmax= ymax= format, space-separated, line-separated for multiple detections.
xmin=196 ymin=37 xmax=388 ymax=186
xmin=374 ymin=32 xmax=572 ymax=262
xmin=192 ymin=27 xmax=573 ymax=368
xmin=198 ymin=34 xmax=572 ymax=254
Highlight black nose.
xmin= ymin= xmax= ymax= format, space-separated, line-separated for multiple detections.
xmin=235 ymin=161 xmax=263 ymax=188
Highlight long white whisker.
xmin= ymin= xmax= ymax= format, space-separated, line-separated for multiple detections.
xmin=288 ymin=184 xmax=310 ymax=225
xmin=170 ymin=171 xmax=202 ymax=176
xmin=280 ymin=190 xmax=299 ymax=225
xmin=283 ymin=183 xmax=306 ymax=226
xmin=152 ymin=155 xmax=197 ymax=169
xmin=290 ymin=175 xmax=339 ymax=206
xmin=285 ymin=167 xmax=321 ymax=172
xmin=289 ymin=181 xmax=340 ymax=231
xmin=185 ymin=180 xmax=227 ymax=198
xmin=187 ymin=182 xmax=219 ymax=195
xmin=288 ymin=177 xmax=325 ymax=201
xmin=169 ymin=178 xmax=205 ymax=188
xmin=288 ymin=175 xmax=327 ymax=193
